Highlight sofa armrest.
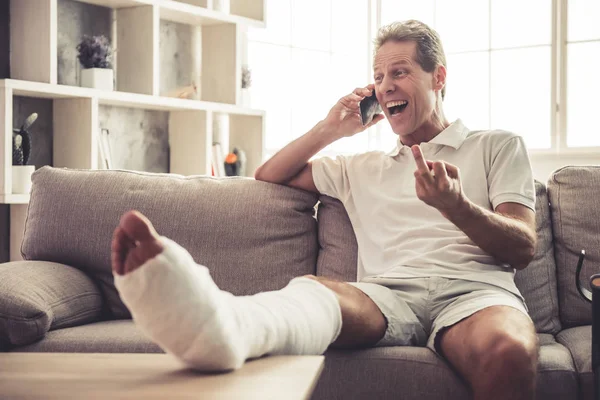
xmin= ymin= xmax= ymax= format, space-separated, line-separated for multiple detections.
xmin=0 ymin=261 xmax=104 ymax=349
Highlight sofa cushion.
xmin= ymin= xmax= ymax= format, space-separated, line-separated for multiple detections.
xmin=556 ymin=326 xmax=593 ymax=400
xmin=548 ymin=166 xmax=600 ymax=327
xmin=514 ymin=181 xmax=562 ymax=334
xmin=316 ymin=195 xmax=358 ymax=282
xmin=12 ymin=320 xmax=163 ymax=353
xmin=317 ymin=182 xmax=562 ymax=334
xmin=0 ymin=261 xmax=103 ymax=349
xmin=22 ymin=167 xmax=320 ymax=319
xmin=312 ymin=334 xmax=577 ymax=400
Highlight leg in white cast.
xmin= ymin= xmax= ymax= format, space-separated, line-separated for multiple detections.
xmin=111 ymin=210 xmax=342 ymax=371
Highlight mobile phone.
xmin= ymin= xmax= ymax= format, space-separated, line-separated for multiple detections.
xmin=359 ymin=89 xmax=382 ymax=126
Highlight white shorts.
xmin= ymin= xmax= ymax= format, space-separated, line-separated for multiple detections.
xmin=348 ymin=276 xmax=531 ymax=355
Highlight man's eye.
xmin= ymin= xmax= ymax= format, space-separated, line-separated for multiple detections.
xmin=395 ymin=70 xmax=405 ymax=77
xmin=374 ymin=76 xmax=382 ymax=82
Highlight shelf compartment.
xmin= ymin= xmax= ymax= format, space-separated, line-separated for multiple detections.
xmin=229 ymin=113 xmax=264 ymax=177
xmin=0 ymin=79 xmax=264 ymax=116
xmin=169 ymin=110 xmax=212 ymax=176
xmin=74 ymin=0 xmax=265 ymax=27
xmin=116 ymin=5 xmax=160 ymax=95
xmin=10 ymin=0 xmax=57 ymax=84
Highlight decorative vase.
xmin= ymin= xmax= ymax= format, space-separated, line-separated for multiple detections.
xmin=80 ymin=68 xmax=114 ymax=91
xmin=12 ymin=165 xmax=35 ymax=194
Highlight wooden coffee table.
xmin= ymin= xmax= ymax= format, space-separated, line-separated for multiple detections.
xmin=0 ymin=352 xmax=325 ymax=399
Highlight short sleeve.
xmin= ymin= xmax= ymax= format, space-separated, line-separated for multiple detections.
xmin=488 ymin=136 xmax=536 ymax=211
xmin=311 ymin=155 xmax=352 ymax=201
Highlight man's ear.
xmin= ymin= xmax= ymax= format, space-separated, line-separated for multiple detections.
xmin=434 ymin=64 xmax=446 ymax=94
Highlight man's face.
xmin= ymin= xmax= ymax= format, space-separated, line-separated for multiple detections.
xmin=373 ymin=40 xmax=443 ymax=140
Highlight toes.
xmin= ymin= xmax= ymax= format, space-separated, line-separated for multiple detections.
xmin=119 ymin=210 xmax=159 ymax=244
xmin=111 ymin=226 xmax=135 ymax=276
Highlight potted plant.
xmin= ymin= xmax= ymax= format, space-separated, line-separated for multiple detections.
xmin=241 ymin=65 xmax=252 ymax=107
xmin=76 ymin=34 xmax=114 ymax=91
xmin=12 ymin=113 xmax=38 ymax=194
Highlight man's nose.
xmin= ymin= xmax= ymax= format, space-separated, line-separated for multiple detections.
xmin=379 ymin=75 xmax=395 ymax=95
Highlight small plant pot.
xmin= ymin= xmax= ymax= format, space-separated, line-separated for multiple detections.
xmin=12 ymin=165 xmax=35 ymax=194
xmin=81 ymin=68 xmax=114 ymax=91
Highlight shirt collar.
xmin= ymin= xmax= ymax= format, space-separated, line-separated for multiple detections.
xmin=386 ymin=119 xmax=470 ymax=157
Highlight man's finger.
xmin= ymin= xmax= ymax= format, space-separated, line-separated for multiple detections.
xmin=411 ymin=145 xmax=430 ymax=173
xmin=353 ymin=87 xmax=372 ymax=97
xmin=339 ymin=95 xmax=363 ymax=110
xmin=432 ymin=161 xmax=448 ymax=180
xmin=342 ymin=93 xmax=364 ymax=103
xmin=444 ymin=162 xmax=460 ymax=179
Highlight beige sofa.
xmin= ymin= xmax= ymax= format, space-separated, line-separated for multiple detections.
xmin=0 ymin=165 xmax=597 ymax=400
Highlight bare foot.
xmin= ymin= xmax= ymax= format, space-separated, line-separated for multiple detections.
xmin=111 ymin=210 xmax=165 ymax=276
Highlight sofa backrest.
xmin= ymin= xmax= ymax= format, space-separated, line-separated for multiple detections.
xmin=513 ymin=181 xmax=561 ymax=334
xmin=316 ymin=181 xmax=562 ymax=334
xmin=316 ymin=195 xmax=358 ymax=282
xmin=548 ymin=166 xmax=600 ymax=328
xmin=22 ymin=167 xmax=320 ymax=319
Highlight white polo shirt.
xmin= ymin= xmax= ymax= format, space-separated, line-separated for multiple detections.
xmin=312 ymin=119 xmax=536 ymax=299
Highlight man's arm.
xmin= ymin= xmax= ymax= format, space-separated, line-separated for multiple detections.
xmin=411 ymin=145 xmax=536 ymax=270
xmin=254 ymin=85 xmax=384 ymax=193
xmin=253 ymin=123 xmax=334 ymax=194
xmin=445 ymin=200 xmax=536 ymax=270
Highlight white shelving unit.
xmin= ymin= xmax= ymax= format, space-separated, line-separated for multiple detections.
xmin=1 ymin=0 xmax=266 ymax=261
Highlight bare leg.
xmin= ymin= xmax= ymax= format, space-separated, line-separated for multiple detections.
xmin=438 ymin=306 xmax=539 ymax=400
xmin=304 ymin=275 xmax=387 ymax=348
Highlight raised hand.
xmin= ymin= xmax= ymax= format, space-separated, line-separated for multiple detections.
xmin=412 ymin=145 xmax=464 ymax=218
xmin=322 ymin=84 xmax=385 ymax=139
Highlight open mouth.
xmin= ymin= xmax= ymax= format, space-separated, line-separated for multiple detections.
xmin=386 ymin=100 xmax=408 ymax=116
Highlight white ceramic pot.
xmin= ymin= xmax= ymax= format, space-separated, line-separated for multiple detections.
xmin=12 ymin=165 xmax=35 ymax=194
xmin=81 ymin=68 xmax=114 ymax=91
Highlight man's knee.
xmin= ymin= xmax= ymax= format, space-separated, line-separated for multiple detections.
xmin=474 ymin=330 xmax=539 ymax=377
xmin=300 ymin=275 xmax=386 ymax=347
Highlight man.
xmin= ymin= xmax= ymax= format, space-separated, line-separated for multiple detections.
xmin=111 ymin=20 xmax=539 ymax=400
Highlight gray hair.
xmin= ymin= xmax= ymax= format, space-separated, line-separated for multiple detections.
xmin=374 ymin=20 xmax=447 ymax=100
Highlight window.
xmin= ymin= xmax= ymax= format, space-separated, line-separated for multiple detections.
xmin=566 ymin=0 xmax=600 ymax=147
xmin=248 ymin=0 xmax=599 ymax=160
xmin=247 ymin=0 xmax=370 ymax=159
xmin=379 ymin=0 xmax=552 ymax=150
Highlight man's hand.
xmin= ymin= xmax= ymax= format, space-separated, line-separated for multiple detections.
xmin=411 ymin=144 xmax=537 ymax=269
xmin=412 ymin=145 xmax=464 ymax=218
xmin=321 ymin=84 xmax=384 ymax=139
